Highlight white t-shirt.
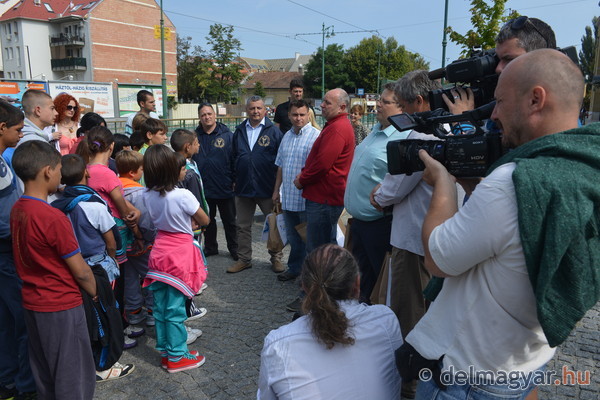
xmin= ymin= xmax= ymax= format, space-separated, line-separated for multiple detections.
xmin=125 ymin=111 xmax=160 ymax=135
xmin=143 ymin=188 xmax=199 ymax=235
xmin=258 ymin=300 xmax=402 ymax=400
xmin=407 ymin=162 xmax=555 ymax=376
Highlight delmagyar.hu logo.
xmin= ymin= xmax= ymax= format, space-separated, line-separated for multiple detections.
xmin=419 ymin=365 xmax=592 ymax=390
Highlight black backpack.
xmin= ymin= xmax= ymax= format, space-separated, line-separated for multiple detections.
xmin=82 ymin=264 xmax=124 ymax=371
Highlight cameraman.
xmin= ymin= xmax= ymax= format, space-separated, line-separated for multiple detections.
xmin=400 ymin=50 xmax=599 ymax=399
xmin=443 ymin=16 xmax=556 ymax=115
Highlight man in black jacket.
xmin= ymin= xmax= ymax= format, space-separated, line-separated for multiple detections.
xmin=193 ymin=103 xmax=238 ymax=260
xmin=228 ymin=96 xmax=283 ymax=274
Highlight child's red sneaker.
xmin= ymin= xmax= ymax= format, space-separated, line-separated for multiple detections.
xmin=162 ymin=351 xmax=199 ymax=369
xmin=166 ymin=353 xmax=205 ymax=373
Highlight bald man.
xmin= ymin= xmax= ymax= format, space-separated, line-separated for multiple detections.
xmin=396 ymin=49 xmax=599 ymax=399
xmin=294 ymin=88 xmax=355 ymax=254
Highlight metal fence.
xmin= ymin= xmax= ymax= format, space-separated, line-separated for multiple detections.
xmin=104 ymin=113 xmax=379 ymax=136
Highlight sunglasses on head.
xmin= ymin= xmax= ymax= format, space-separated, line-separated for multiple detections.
xmin=505 ymin=16 xmax=548 ymax=47
xmin=66 ymin=105 xmax=78 ymax=111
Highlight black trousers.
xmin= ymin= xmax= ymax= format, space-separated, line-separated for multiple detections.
xmin=350 ymin=215 xmax=392 ymax=303
xmin=205 ymin=197 xmax=238 ymax=256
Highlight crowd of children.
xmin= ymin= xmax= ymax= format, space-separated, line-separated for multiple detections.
xmin=0 ymin=97 xmax=211 ymax=399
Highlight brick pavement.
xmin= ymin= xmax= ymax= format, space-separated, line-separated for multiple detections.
xmin=95 ymin=218 xmax=599 ymax=399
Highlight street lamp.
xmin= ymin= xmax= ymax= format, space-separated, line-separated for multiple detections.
xmin=321 ymin=23 xmax=334 ymax=99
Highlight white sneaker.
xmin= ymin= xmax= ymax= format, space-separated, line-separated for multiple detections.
xmin=186 ymin=326 xmax=203 ymax=338
xmin=124 ymin=336 xmax=137 ymax=350
xmin=186 ymin=330 xmax=198 ymax=345
xmin=195 ymin=282 xmax=208 ymax=296
xmin=124 ymin=325 xmax=145 ymax=338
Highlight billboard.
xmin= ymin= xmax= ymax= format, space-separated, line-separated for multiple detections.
xmin=0 ymin=80 xmax=48 ymax=109
xmin=117 ymin=85 xmax=163 ymax=118
xmin=48 ymin=82 xmax=115 ymax=118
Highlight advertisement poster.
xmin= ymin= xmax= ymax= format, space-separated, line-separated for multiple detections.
xmin=0 ymin=80 xmax=48 ymax=109
xmin=118 ymin=85 xmax=163 ymax=118
xmin=48 ymin=82 xmax=115 ymax=118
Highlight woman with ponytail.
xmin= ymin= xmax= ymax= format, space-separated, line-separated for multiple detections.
xmin=258 ymin=244 xmax=402 ymax=399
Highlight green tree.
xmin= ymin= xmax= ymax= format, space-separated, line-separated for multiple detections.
xmin=253 ymin=81 xmax=266 ymax=97
xmin=303 ymin=43 xmax=354 ymax=98
xmin=580 ymin=17 xmax=599 ymax=83
xmin=447 ymin=0 xmax=518 ymax=56
xmin=344 ymin=36 xmax=429 ymax=93
xmin=205 ymin=24 xmax=244 ymax=103
xmin=580 ymin=17 xmax=599 ymax=110
xmin=176 ymin=35 xmax=211 ymax=103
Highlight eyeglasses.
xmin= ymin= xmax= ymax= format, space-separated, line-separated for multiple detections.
xmin=376 ymin=97 xmax=398 ymax=106
xmin=505 ymin=16 xmax=549 ymax=47
xmin=66 ymin=105 xmax=78 ymax=111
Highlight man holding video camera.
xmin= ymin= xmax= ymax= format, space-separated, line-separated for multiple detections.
xmin=399 ymin=49 xmax=600 ymax=399
xmin=443 ymin=16 xmax=556 ymax=114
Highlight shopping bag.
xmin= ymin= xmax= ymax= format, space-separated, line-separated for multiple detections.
xmin=266 ymin=203 xmax=287 ymax=252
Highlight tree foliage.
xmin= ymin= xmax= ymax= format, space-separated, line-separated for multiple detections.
xmin=580 ymin=17 xmax=599 ymax=83
xmin=303 ymin=44 xmax=354 ymax=98
xmin=447 ymin=0 xmax=518 ymax=56
xmin=580 ymin=17 xmax=599 ymax=110
xmin=344 ymin=36 xmax=429 ymax=93
xmin=176 ymin=24 xmax=245 ymax=103
xmin=176 ymin=35 xmax=211 ymax=103
xmin=205 ymin=24 xmax=244 ymax=103
xmin=253 ymin=81 xmax=266 ymax=97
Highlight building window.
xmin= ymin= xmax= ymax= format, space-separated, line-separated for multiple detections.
xmin=18 ymin=71 xmax=22 ymax=79
xmin=16 ymin=46 xmax=20 ymax=66
xmin=5 ymin=22 xmax=11 ymax=35
xmin=44 ymin=3 xmax=54 ymax=12
xmin=82 ymin=1 xmax=96 ymax=10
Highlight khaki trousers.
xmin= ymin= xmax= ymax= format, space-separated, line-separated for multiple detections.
xmin=235 ymin=196 xmax=283 ymax=264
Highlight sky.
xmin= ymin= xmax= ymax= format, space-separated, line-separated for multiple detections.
xmin=165 ymin=0 xmax=598 ymax=70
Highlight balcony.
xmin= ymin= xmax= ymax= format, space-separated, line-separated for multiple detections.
xmin=49 ymin=33 xmax=85 ymax=47
xmin=51 ymin=57 xmax=87 ymax=71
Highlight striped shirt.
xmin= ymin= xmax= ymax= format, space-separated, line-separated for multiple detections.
xmin=275 ymin=123 xmax=320 ymax=212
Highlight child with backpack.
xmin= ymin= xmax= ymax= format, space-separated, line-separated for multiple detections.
xmin=51 ymin=154 xmax=135 ymax=382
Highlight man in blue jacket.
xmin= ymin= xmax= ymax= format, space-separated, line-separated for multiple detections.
xmin=193 ymin=103 xmax=238 ymax=260
xmin=228 ymin=96 xmax=283 ymax=273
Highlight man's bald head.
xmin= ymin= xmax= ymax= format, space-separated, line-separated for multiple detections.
xmin=504 ymin=49 xmax=584 ymax=114
xmin=321 ymin=88 xmax=350 ymax=121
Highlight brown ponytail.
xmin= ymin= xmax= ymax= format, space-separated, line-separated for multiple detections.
xmin=300 ymin=244 xmax=359 ymax=349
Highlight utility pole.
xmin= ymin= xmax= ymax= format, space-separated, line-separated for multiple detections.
xmin=441 ymin=0 xmax=449 ymax=70
xmin=160 ymin=0 xmax=168 ymax=118
xmin=321 ymin=23 xmax=334 ymax=99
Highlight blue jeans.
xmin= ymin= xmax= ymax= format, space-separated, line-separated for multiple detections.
xmin=305 ymin=200 xmax=344 ymax=254
xmin=416 ymin=372 xmax=538 ymax=400
xmin=283 ymin=210 xmax=307 ymax=276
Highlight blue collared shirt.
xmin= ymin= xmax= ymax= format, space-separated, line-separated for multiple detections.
xmin=245 ymin=118 xmax=266 ymax=150
xmin=344 ymin=122 xmax=410 ymax=221
xmin=275 ymin=123 xmax=320 ymax=212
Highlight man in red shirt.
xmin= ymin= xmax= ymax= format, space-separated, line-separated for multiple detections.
xmin=294 ymin=88 xmax=354 ymax=254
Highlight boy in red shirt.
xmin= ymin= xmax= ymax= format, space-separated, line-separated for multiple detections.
xmin=10 ymin=141 xmax=97 ymax=400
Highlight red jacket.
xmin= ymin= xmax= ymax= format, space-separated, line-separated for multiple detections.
xmin=299 ymin=113 xmax=355 ymax=206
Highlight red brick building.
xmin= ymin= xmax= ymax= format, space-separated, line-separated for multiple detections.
xmin=0 ymin=0 xmax=176 ymax=86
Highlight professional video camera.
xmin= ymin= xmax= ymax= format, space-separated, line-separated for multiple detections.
xmin=386 ymin=102 xmax=505 ymax=178
xmin=428 ymin=49 xmax=499 ymax=112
